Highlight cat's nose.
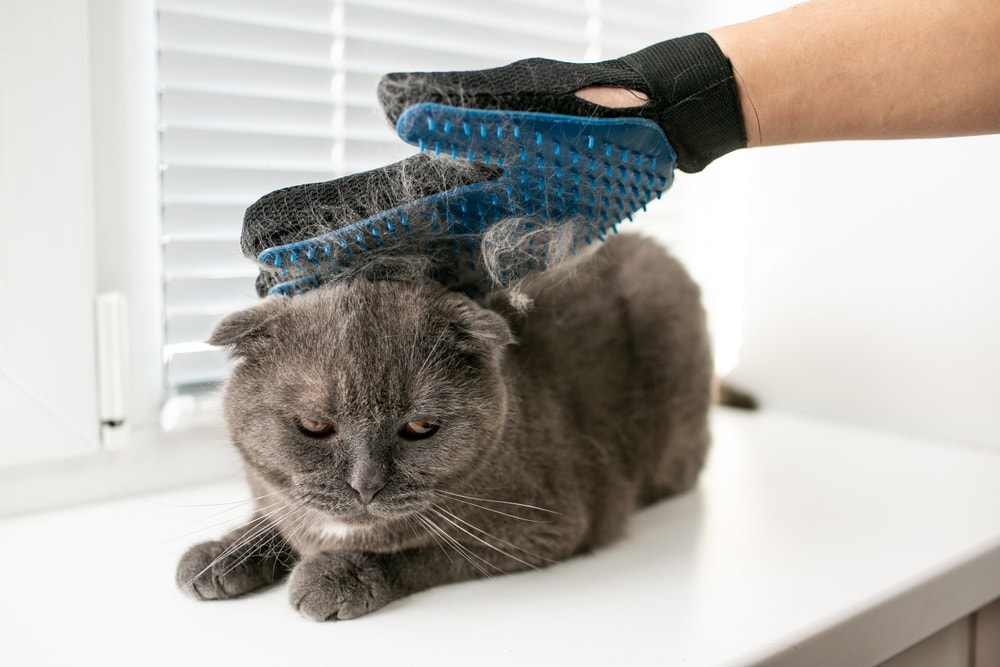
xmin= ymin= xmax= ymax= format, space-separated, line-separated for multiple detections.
xmin=351 ymin=481 xmax=385 ymax=505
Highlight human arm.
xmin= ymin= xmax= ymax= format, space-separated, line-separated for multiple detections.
xmin=708 ymin=0 xmax=1000 ymax=147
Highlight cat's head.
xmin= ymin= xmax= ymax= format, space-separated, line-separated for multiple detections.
xmin=210 ymin=278 xmax=514 ymax=527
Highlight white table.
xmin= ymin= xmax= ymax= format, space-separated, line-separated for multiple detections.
xmin=4 ymin=408 xmax=999 ymax=666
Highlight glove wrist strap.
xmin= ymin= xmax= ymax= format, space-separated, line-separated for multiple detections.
xmin=622 ymin=33 xmax=747 ymax=172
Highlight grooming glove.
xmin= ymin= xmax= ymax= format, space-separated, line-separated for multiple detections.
xmin=378 ymin=33 xmax=746 ymax=173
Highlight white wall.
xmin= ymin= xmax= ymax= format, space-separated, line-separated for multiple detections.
xmin=0 ymin=1 xmax=101 ymax=465
xmin=674 ymin=0 xmax=1000 ymax=447
xmin=727 ymin=136 xmax=1000 ymax=446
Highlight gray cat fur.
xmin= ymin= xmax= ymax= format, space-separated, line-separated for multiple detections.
xmin=176 ymin=232 xmax=713 ymax=620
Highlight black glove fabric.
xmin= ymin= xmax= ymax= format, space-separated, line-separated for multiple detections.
xmin=243 ymin=153 xmax=499 ymax=296
xmin=378 ymin=33 xmax=747 ymax=173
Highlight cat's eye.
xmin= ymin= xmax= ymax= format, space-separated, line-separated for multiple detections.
xmin=400 ymin=420 xmax=439 ymax=440
xmin=297 ymin=417 xmax=337 ymax=438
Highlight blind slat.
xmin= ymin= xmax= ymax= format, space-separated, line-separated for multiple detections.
xmin=162 ymin=203 xmax=247 ymax=236
xmin=160 ymin=89 xmax=336 ymax=135
xmin=159 ymin=0 xmax=337 ymax=35
xmin=167 ymin=313 xmax=229 ymax=346
xmin=159 ymin=51 xmax=335 ymax=100
xmin=162 ymin=165 xmax=334 ymax=203
xmin=164 ymin=346 xmax=230 ymax=387
xmin=159 ymin=11 xmax=335 ymax=62
xmin=166 ymin=278 xmax=259 ymax=314
xmin=161 ymin=127 xmax=336 ymax=169
xmin=342 ymin=32 xmax=577 ymax=70
xmin=343 ymin=6 xmax=587 ymax=55
xmin=351 ymin=0 xmax=588 ymax=39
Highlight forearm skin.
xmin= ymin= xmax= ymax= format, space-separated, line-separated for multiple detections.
xmin=709 ymin=0 xmax=1000 ymax=147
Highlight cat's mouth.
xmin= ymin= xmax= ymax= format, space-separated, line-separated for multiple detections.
xmin=293 ymin=486 xmax=422 ymax=524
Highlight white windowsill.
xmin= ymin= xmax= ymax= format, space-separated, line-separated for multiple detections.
xmin=4 ymin=407 xmax=1000 ymax=666
xmin=0 ymin=418 xmax=240 ymax=516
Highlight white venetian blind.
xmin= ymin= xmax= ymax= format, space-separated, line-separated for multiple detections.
xmin=157 ymin=0 xmax=711 ymax=393
xmin=158 ymin=0 xmax=342 ymax=390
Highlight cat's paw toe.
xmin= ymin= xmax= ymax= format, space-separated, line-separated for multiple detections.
xmin=288 ymin=552 xmax=390 ymax=621
xmin=177 ymin=540 xmax=228 ymax=600
xmin=176 ymin=540 xmax=265 ymax=601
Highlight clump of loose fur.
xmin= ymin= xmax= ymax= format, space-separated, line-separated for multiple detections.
xmin=476 ymin=214 xmax=592 ymax=310
xmin=243 ymin=152 xmax=604 ymax=298
xmin=177 ymin=233 xmax=713 ymax=621
xmin=242 ymin=153 xmax=498 ymax=259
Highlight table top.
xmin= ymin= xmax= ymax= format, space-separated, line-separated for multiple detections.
xmin=4 ymin=408 xmax=999 ymax=666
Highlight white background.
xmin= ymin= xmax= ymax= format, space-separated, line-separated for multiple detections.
xmin=0 ymin=0 xmax=101 ymax=466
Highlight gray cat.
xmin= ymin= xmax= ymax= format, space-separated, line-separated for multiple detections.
xmin=176 ymin=233 xmax=713 ymax=621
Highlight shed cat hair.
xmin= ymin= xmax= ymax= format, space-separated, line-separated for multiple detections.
xmin=177 ymin=233 xmax=713 ymax=621
xmin=243 ymin=152 xmax=595 ymax=300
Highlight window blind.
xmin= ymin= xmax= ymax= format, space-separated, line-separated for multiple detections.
xmin=157 ymin=0 xmax=706 ymax=393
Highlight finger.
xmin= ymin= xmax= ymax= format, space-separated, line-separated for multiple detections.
xmin=242 ymin=152 xmax=498 ymax=259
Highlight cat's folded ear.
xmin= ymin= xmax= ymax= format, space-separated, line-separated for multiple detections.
xmin=445 ymin=296 xmax=516 ymax=359
xmin=208 ymin=296 xmax=290 ymax=357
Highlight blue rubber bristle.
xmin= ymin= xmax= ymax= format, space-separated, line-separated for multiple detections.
xmin=258 ymin=103 xmax=676 ymax=296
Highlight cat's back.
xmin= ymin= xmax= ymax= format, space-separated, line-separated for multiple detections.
xmin=519 ymin=233 xmax=709 ymax=367
xmin=509 ymin=233 xmax=713 ymax=509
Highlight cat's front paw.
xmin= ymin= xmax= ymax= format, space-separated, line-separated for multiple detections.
xmin=288 ymin=552 xmax=394 ymax=621
xmin=176 ymin=538 xmax=289 ymax=601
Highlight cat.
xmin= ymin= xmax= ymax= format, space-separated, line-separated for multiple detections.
xmin=176 ymin=232 xmax=714 ymax=621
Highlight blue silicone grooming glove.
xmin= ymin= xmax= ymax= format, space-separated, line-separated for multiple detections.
xmin=252 ymin=105 xmax=675 ymax=296
xmin=246 ymin=33 xmax=745 ymax=296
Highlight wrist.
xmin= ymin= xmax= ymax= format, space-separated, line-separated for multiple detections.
xmin=707 ymin=27 xmax=762 ymax=147
xmin=621 ymin=33 xmax=748 ymax=172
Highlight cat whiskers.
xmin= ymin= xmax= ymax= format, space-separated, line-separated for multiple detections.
xmin=411 ymin=502 xmax=559 ymax=577
xmin=139 ymin=487 xmax=295 ymax=552
xmin=401 ymin=515 xmax=454 ymax=568
xmin=431 ymin=489 xmax=562 ymax=522
xmin=182 ymin=492 xmax=306 ymax=589
xmin=429 ymin=505 xmax=558 ymax=569
xmin=277 ymin=502 xmax=326 ymax=553
xmin=410 ymin=513 xmax=500 ymax=577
